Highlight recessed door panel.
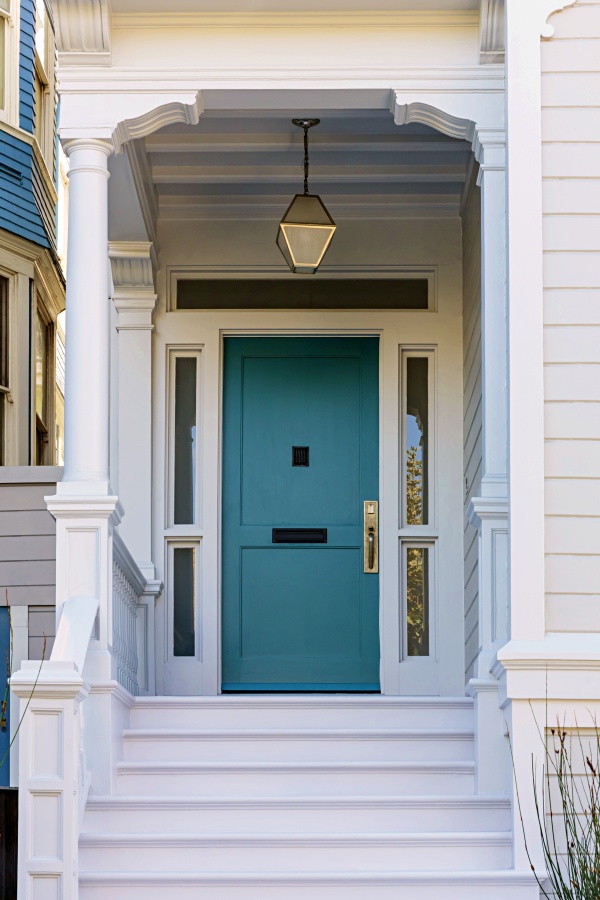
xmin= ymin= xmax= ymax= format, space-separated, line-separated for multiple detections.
xmin=222 ymin=336 xmax=379 ymax=691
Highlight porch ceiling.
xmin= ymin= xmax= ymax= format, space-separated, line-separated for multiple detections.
xmin=143 ymin=110 xmax=474 ymax=222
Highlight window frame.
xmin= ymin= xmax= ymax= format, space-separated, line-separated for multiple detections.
xmin=32 ymin=293 xmax=55 ymax=466
xmin=400 ymin=348 xmax=436 ymax=531
xmin=400 ymin=539 xmax=437 ymax=663
xmin=0 ymin=0 xmax=19 ymax=125
xmin=166 ymin=347 xmax=203 ymax=530
xmin=164 ymin=539 xmax=202 ymax=663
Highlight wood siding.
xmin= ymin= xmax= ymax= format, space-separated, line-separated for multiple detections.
xmin=18 ymin=0 xmax=35 ymax=134
xmin=0 ymin=471 xmax=59 ymax=612
xmin=0 ymin=132 xmax=50 ymax=247
xmin=461 ymin=171 xmax=482 ymax=680
xmin=542 ymin=1 xmax=600 ymax=631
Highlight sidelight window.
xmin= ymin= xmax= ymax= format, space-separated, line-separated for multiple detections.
xmin=168 ymin=350 xmax=202 ymax=526
xmin=167 ymin=542 xmax=200 ymax=659
xmin=401 ymin=350 xmax=436 ymax=662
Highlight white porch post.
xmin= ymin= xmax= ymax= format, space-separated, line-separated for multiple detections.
xmin=466 ymin=132 xmax=511 ymax=795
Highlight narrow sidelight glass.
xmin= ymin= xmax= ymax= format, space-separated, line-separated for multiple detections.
xmin=406 ymin=357 xmax=429 ymax=525
xmin=406 ymin=547 xmax=429 ymax=657
xmin=174 ymin=357 xmax=197 ymax=524
xmin=173 ymin=547 xmax=195 ymax=657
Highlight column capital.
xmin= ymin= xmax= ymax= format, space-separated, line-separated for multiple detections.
xmin=109 ymin=241 xmax=158 ymax=329
xmin=62 ymin=139 xmax=113 ymax=178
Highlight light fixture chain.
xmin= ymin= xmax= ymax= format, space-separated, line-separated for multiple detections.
xmin=303 ymin=125 xmax=310 ymax=195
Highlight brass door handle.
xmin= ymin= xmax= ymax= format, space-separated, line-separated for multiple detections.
xmin=364 ymin=501 xmax=378 ymax=573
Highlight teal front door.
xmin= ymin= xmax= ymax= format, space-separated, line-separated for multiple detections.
xmin=222 ymin=337 xmax=380 ymax=691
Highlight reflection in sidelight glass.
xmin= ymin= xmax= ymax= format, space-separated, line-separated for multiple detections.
xmin=174 ymin=357 xmax=197 ymax=524
xmin=407 ymin=547 xmax=429 ymax=657
xmin=173 ymin=547 xmax=195 ymax=657
xmin=406 ymin=357 xmax=428 ymax=525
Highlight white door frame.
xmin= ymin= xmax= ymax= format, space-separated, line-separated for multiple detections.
xmin=152 ymin=265 xmax=464 ymax=697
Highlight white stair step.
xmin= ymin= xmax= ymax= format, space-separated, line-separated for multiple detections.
xmin=79 ymin=831 xmax=512 ymax=873
xmin=122 ymin=728 xmax=474 ymax=763
xmin=130 ymin=696 xmax=474 ymax=731
xmin=78 ymin=870 xmax=540 ymax=900
xmin=83 ymin=794 xmax=510 ymax=835
xmin=116 ymin=760 xmax=475 ymax=797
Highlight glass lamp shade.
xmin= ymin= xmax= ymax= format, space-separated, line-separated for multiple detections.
xmin=276 ymin=194 xmax=336 ymax=274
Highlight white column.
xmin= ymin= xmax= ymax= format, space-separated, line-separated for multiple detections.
xmin=59 ymin=139 xmax=112 ymax=494
xmin=466 ymin=133 xmax=510 ymax=795
xmin=109 ymin=242 xmax=157 ymax=579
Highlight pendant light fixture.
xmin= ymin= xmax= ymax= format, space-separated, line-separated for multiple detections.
xmin=276 ymin=119 xmax=336 ymax=275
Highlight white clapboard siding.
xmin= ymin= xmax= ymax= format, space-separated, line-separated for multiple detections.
xmin=461 ymin=171 xmax=481 ymax=681
xmin=545 ymin=291 xmax=600 ymax=326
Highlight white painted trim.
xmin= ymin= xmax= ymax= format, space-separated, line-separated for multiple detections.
xmin=479 ymin=0 xmax=505 ymax=65
xmin=111 ymin=11 xmax=479 ymax=29
xmin=167 ymin=265 xmax=438 ymax=314
xmin=541 ymin=0 xmax=577 ymax=38
xmin=504 ymin=0 xmax=545 ymax=642
xmin=112 ymin=94 xmax=204 ymax=154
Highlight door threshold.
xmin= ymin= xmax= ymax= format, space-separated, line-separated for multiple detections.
xmin=221 ymin=683 xmax=381 ymax=693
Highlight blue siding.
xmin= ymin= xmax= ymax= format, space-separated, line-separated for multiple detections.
xmin=19 ymin=0 xmax=36 ymax=134
xmin=0 ymin=608 xmax=10 ymax=786
xmin=0 ymin=131 xmax=50 ymax=247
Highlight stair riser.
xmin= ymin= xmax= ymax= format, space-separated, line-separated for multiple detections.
xmin=116 ymin=769 xmax=474 ymax=797
xmin=130 ymin=707 xmax=474 ymax=732
xmin=82 ymin=804 xmax=511 ymax=835
xmin=79 ymin=841 xmax=512 ymax=873
xmin=123 ymin=736 xmax=474 ymax=763
xmin=79 ymin=880 xmax=539 ymax=900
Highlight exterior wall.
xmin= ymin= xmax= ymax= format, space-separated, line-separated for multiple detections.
xmin=0 ymin=133 xmax=49 ymax=247
xmin=541 ymin=0 xmax=600 ymax=633
xmin=0 ymin=468 xmax=60 ymax=621
xmin=461 ymin=170 xmax=482 ymax=681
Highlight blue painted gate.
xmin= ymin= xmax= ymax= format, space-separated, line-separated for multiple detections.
xmin=222 ymin=337 xmax=380 ymax=691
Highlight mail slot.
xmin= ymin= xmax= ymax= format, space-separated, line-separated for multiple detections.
xmin=272 ymin=528 xmax=327 ymax=544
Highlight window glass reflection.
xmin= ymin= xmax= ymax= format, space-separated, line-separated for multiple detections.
xmin=407 ymin=547 xmax=429 ymax=657
xmin=174 ymin=357 xmax=197 ymax=524
xmin=406 ymin=357 xmax=428 ymax=525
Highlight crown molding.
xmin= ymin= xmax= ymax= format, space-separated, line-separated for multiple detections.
xmin=541 ymin=0 xmax=577 ymax=38
xmin=111 ymin=10 xmax=479 ymax=30
xmin=54 ymin=0 xmax=111 ymax=61
xmin=479 ymin=0 xmax=504 ymax=64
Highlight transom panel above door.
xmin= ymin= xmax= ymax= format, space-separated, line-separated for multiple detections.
xmin=221 ymin=336 xmax=380 ymax=691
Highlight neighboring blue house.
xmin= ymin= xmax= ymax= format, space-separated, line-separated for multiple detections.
xmin=0 ymin=0 xmax=65 ymax=787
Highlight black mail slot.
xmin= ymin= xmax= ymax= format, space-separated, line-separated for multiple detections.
xmin=272 ymin=528 xmax=327 ymax=544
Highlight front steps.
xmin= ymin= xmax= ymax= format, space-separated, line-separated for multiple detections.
xmin=79 ymin=696 xmax=539 ymax=899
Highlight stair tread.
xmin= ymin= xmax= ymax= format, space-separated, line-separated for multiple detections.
xmin=80 ymin=830 xmax=512 ymax=845
xmin=86 ymin=793 xmax=508 ymax=808
xmin=118 ymin=760 xmax=474 ymax=771
xmin=123 ymin=728 xmax=473 ymax=739
xmin=79 ymin=869 xmax=535 ymax=885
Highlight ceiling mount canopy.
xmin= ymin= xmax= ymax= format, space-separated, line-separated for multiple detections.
xmin=276 ymin=118 xmax=336 ymax=275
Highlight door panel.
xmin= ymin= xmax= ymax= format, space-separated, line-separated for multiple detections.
xmin=222 ymin=337 xmax=379 ymax=691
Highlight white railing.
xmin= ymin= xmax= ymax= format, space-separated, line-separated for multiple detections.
xmin=112 ymin=534 xmax=144 ymax=696
xmin=11 ymin=527 xmax=159 ymax=900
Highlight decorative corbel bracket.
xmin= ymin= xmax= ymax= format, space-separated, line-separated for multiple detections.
xmin=541 ymin=0 xmax=577 ymax=38
xmin=112 ymin=93 xmax=204 ymax=154
xmin=109 ymin=242 xmax=158 ymax=329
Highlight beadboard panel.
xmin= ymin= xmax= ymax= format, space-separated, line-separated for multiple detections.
xmin=461 ymin=172 xmax=481 ymax=682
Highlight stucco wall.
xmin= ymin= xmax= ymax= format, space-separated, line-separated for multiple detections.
xmin=542 ymin=0 xmax=600 ymax=631
xmin=461 ymin=170 xmax=482 ymax=681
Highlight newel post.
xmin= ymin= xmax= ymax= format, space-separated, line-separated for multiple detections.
xmin=11 ymin=662 xmax=88 ymax=900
